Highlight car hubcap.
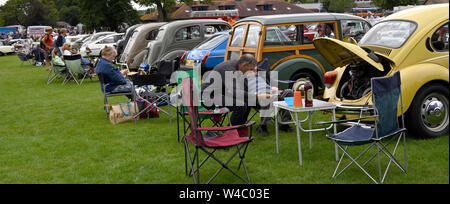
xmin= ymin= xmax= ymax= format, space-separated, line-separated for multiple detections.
xmin=420 ymin=93 xmax=449 ymax=133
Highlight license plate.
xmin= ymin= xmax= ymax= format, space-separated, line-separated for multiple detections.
xmin=185 ymin=60 xmax=194 ymax=67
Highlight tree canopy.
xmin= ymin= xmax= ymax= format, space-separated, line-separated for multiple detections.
xmin=0 ymin=0 xmax=139 ymax=31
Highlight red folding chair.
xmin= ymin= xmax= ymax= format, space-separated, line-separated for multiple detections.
xmin=181 ymin=77 xmax=255 ymax=184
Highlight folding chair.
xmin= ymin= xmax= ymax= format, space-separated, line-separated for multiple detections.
xmin=174 ymin=70 xmax=231 ymax=142
xmin=129 ymin=73 xmax=172 ymax=123
xmin=63 ymin=55 xmax=89 ymax=85
xmin=98 ymin=73 xmax=138 ymax=123
xmin=181 ymin=77 xmax=255 ymax=184
xmin=17 ymin=51 xmax=32 ymax=66
xmin=317 ymin=71 xmax=407 ymax=184
xmin=47 ymin=62 xmax=68 ymax=85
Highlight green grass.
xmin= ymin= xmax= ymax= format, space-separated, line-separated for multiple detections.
xmin=0 ymin=54 xmax=448 ymax=184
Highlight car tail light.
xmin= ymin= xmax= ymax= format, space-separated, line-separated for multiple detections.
xmin=180 ymin=51 xmax=187 ymax=63
xmin=324 ymin=70 xmax=338 ymax=88
xmin=201 ymin=52 xmax=210 ymax=64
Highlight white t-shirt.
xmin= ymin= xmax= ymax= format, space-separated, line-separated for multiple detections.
xmin=63 ymin=50 xmax=72 ymax=56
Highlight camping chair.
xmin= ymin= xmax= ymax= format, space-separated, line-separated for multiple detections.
xmin=174 ymin=69 xmax=231 ymax=142
xmin=317 ymin=71 xmax=407 ymax=184
xmin=181 ymin=77 xmax=255 ymax=184
xmin=47 ymin=62 xmax=68 ymax=85
xmin=63 ymin=55 xmax=89 ymax=85
xmin=17 ymin=50 xmax=32 ymax=66
xmin=98 ymin=72 xmax=138 ymax=123
xmin=129 ymin=73 xmax=173 ymax=123
xmin=128 ymin=59 xmax=178 ymax=122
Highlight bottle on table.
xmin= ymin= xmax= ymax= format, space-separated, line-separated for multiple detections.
xmin=304 ymin=77 xmax=313 ymax=107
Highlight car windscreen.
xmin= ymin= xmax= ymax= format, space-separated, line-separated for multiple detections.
xmin=195 ymin=34 xmax=229 ymax=50
xmin=359 ymin=20 xmax=417 ymax=49
xmin=155 ymin=28 xmax=165 ymax=41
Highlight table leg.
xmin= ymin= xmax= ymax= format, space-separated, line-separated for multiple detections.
xmin=294 ymin=112 xmax=302 ymax=166
xmin=275 ymin=106 xmax=279 ymax=154
xmin=309 ymin=111 xmax=313 ymax=150
xmin=333 ymin=108 xmax=339 ymax=161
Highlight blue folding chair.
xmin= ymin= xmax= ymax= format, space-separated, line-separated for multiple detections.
xmin=318 ymin=71 xmax=407 ymax=184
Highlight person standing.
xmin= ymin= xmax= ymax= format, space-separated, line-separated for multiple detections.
xmin=41 ymin=27 xmax=54 ymax=71
xmin=55 ymin=28 xmax=68 ymax=56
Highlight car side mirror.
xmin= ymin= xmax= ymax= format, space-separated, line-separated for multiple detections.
xmin=343 ymin=36 xmax=357 ymax=45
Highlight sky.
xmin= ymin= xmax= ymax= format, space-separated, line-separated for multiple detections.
xmin=0 ymin=0 xmax=150 ymax=10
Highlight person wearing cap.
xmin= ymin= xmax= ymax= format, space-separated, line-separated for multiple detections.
xmin=41 ymin=27 xmax=54 ymax=71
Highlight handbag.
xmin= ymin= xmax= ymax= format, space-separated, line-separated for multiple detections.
xmin=108 ymin=102 xmax=139 ymax=124
xmin=137 ymin=98 xmax=159 ymax=119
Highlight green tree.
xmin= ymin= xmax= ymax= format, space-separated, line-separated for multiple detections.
xmin=79 ymin=0 xmax=139 ymax=32
xmin=0 ymin=0 xmax=29 ymax=26
xmin=372 ymin=0 xmax=418 ymax=10
xmin=59 ymin=6 xmax=81 ymax=26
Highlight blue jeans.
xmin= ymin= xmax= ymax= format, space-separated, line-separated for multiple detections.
xmin=81 ymin=57 xmax=91 ymax=70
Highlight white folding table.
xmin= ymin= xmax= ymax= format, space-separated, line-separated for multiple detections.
xmin=273 ymin=99 xmax=338 ymax=166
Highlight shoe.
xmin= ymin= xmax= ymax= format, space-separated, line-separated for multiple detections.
xmin=279 ymin=124 xmax=294 ymax=132
xmin=257 ymin=125 xmax=269 ymax=137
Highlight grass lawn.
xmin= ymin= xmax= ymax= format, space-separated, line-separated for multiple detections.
xmin=0 ymin=54 xmax=448 ymax=184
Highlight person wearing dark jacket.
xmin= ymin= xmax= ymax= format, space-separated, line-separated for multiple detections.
xmin=201 ymin=54 xmax=271 ymax=126
xmin=95 ymin=46 xmax=131 ymax=94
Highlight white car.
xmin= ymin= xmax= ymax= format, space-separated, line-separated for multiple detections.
xmin=80 ymin=32 xmax=115 ymax=47
xmin=80 ymin=33 xmax=124 ymax=57
xmin=0 ymin=41 xmax=15 ymax=55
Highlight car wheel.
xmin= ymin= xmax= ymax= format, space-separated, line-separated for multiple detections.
xmin=291 ymin=72 xmax=320 ymax=96
xmin=406 ymin=83 xmax=449 ymax=138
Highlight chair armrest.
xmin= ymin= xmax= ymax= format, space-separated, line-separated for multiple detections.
xmin=316 ymin=115 xmax=378 ymax=125
xmin=197 ymin=121 xmax=256 ymax=132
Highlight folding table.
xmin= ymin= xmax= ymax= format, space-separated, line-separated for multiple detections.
xmin=273 ymin=99 xmax=338 ymax=166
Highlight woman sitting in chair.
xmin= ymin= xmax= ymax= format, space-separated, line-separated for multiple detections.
xmin=61 ymin=42 xmax=93 ymax=72
xmin=95 ymin=46 xmax=132 ymax=94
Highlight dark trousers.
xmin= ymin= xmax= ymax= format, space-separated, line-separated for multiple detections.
xmin=227 ymin=105 xmax=252 ymax=126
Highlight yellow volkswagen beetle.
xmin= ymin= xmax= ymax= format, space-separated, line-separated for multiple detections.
xmin=314 ymin=4 xmax=449 ymax=138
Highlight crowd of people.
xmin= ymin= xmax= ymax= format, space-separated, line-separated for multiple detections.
xmin=15 ymin=26 xmax=94 ymax=75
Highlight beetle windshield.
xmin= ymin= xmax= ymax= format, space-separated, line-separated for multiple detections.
xmin=359 ymin=20 xmax=417 ymax=49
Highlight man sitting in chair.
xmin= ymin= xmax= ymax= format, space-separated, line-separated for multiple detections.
xmin=95 ymin=46 xmax=133 ymax=95
xmin=201 ymin=54 xmax=293 ymax=137
xmin=246 ymin=68 xmax=294 ymax=136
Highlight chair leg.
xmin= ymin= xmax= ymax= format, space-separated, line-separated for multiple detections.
xmin=104 ymin=96 xmax=109 ymax=119
xmin=203 ymin=145 xmax=251 ymax=184
xmin=333 ymin=143 xmax=379 ymax=184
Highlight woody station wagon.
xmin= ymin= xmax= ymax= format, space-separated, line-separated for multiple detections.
xmin=225 ymin=13 xmax=372 ymax=91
